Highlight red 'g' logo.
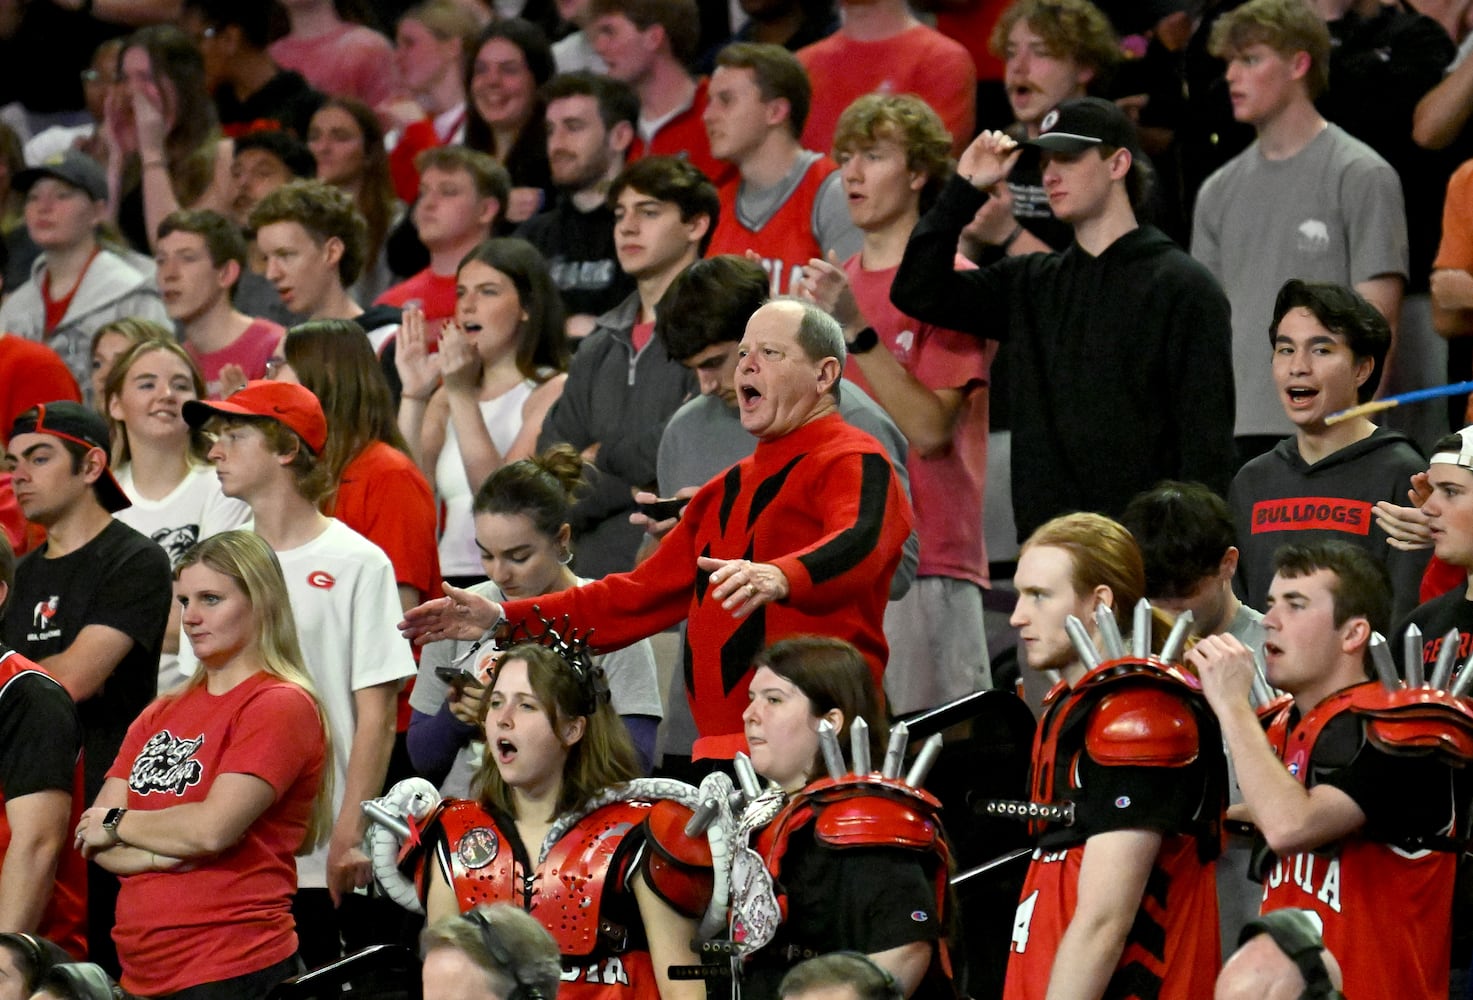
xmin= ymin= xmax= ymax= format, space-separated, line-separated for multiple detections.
xmin=307 ymin=570 xmax=336 ymax=590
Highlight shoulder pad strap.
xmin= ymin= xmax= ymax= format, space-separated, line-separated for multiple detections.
xmin=1085 ymin=686 xmax=1200 ymax=767
xmin=641 ymin=800 xmax=714 ymax=918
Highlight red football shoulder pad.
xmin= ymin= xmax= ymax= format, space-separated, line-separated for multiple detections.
xmin=1348 ymin=684 xmax=1473 ymax=765
xmin=1085 ymin=686 xmax=1200 ymax=767
xmin=813 ymin=795 xmax=940 ymax=851
xmin=640 ymin=799 xmax=714 ymax=918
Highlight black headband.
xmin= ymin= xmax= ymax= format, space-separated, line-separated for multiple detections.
xmin=1238 ymin=909 xmax=1343 ymax=1000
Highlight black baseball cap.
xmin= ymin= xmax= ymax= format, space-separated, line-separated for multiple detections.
xmin=14 ymin=150 xmax=107 ymax=202
xmin=1023 ymin=97 xmax=1142 ymax=159
xmin=9 ymin=401 xmax=130 ymax=512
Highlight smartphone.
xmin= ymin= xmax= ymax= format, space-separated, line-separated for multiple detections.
xmin=639 ymin=496 xmax=691 ymax=520
xmin=435 ymin=665 xmax=471 ymax=685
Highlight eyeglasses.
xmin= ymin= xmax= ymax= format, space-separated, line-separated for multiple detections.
xmin=265 ymin=357 xmax=288 ymax=379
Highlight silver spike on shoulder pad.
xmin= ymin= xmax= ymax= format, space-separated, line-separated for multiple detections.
xmin=881 ymin=721 xmax=909 ymax=779
xmin=1404 ymin=623 xmax=1425 ymax=688
xmin=904 ymin=733 xmax=944 ymax=788
xmin=1368 ymin=632 xmax=1401 ymax=692
xmin=1432 ymin=629 xmax=1461 ymax=690
xmin=850 ymin=717 xmax=871 ymax=775
xmin=1132 ymin=598 xmax=1152 ymax=659
xmin=817 ymin=719 xmax=846 ymax=781
xmin=1094 ymin=603 xmax=1126 ymax=660
xmin=1065 ymin=615 xmax=1102 ymax=671
xmin=1159 ymin=610 xmax=1194 ymax=664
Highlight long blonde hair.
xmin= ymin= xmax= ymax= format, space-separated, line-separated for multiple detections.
xmin=174 ymin=530 xmax=336 ymax=852
xmin=103 ymin=338 xmax=212 ymax=466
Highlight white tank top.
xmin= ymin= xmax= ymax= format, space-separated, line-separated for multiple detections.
xmin=433 ymin=379 xmax=536 ymax=576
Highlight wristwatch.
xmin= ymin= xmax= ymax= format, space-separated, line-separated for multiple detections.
xmin=845 ymin=326 xmax=879 ymax=355
xmin=102 ymin=807 xmax=127 ymax=842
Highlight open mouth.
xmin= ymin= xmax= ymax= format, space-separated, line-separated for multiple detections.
xmin=463 ymin=322 xmax=483 ymax=335
xmin=494 ymin=738 xmax=517 ymax=764
xmin=1285 ymin=387 xmax=1318 ymax=405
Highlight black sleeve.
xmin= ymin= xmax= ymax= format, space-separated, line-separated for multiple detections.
xmin=822 ymin=846 xmax=944 ymax=954
xmin=91 ymin=528 xmax=174 ymax=655
xmin=1059 ymin=756 xmax=1210 ymax=840
xmin=0 ymin=672 xmax=81 ymax=799
xmin=1312 ymin=711 xmax=1454 ymax=838
xmin=890 ymin=175 xmax=1013 ymax=338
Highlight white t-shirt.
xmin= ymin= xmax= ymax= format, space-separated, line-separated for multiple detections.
xmin=433 ymin=381 xmax=535 ymax=577
xmin=115 ymin=462 xmax=251 ymax=690
xmin=176 ymin=518 xmax=417 ymax=888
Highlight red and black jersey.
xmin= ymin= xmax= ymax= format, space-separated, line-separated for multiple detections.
xmin=1004 ymin=660 xmax=1225 ymax=1000
xmin=1261 ymin=684 xmax=1464 ymax=1000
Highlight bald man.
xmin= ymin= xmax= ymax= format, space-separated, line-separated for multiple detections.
xmin=1216 ymin=910 xmax=1344 ymax=1000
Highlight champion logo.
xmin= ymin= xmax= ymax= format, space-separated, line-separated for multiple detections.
xmin=307 ymin=570 xmax=336 ymax=590
xmin=910 ymin=910 xmax=929 ymax=923
xmin=1114 ymin=795 xmax=1131 ymax=809
xmin=1040 ymin=109 xmax=1059 ymax=132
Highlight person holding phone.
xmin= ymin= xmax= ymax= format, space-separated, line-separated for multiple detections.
xmin=408 ymin=445 xmax=662 ymax=788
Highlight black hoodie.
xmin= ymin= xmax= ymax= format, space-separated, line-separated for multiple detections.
xmin=892 ymin=175 xmax=1236 ymax=538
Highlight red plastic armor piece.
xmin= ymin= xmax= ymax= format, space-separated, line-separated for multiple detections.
xmin=1084 ymin=687 xmax=1201 ymax=767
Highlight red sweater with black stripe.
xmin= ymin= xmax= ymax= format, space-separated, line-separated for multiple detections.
xmin=503 ymin=413 xmax=912 ymax=748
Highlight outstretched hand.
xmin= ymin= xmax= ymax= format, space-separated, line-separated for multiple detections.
xmin=399 ymin=582 xmax=504 ymax=645
xmin=697 ymin=556 xmax=789 ymax=619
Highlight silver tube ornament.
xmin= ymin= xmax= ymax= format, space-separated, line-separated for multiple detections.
xmin=904 ymin=733 xmax=945 ymax=787
xmin=881 ymin=721 xmax=909 ymax=779
xmin=1433 ymin=629 xmax=1462 ymax=690
xmin=1132 ymin=598 xmax=1152 ymax=659
xmin=733 ymin=751 xmax=762 ymax=801
xmin=850 ymin=717 xmax=872 ymax=775
xmin=1404 ymin=623 xmax=1425 ymax=688
xmin=818 ymin=719 xmax=846 ymax=781
xmin=684 ymin=798 xmax=719 ymax=838
xmin=1065 ymin=615 xmax=1103 ymax=671
xmin=361 ymin=800 xmax=412 ymax=840
xmin=1367 ymin=632 xmax=1401 ymax=692
xmin=1160 ymin=610 xmax=1194 ymax=664
xmin=1094 ymin=603 xmax=1126 ymax=660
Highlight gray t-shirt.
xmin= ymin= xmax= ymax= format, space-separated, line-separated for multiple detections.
xmin=1191 ymin=124 xmax=1408 ymax=437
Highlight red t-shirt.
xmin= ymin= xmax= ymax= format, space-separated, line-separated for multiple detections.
xmin=107 ymin=673 xmax=326 ymax=996
xmin=333 ymin=441 xmax=440 ymax=599
xmin=843 ymin=257 xmax=993 ymax=585
xmin=626 ymin=78 xmax=736 ymax=188
xmin=377 ymin=269 xmax=458 ymax=329
xmin=797 ymin=27 xmax=976 ymax=157
xmin=186 ymin=319 xmax=286 ymax=400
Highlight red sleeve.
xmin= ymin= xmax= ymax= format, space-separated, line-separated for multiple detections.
xmin=216 ymin=684 xmax=325 ymax=796
xmin=770 ymin=449 xmax=913 ymax=609
xmin=334 ymin=447 xmax=441 ymax=599
xmin=501 ymin=490 xmax=712 ymax=649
